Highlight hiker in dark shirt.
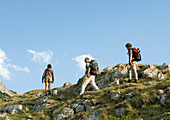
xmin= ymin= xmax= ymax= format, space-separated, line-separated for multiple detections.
xmin=79 ymin=57 xmax=100 ymax=96
xmin=42 ymin=64 xmax=54 ymax=95
xmin=125 ymin=43 xmax=139 ymax=83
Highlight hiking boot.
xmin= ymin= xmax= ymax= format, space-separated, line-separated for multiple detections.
xmin=135 ymin=79 xmax=139 ymax=83
xmin=48 ymin=90 xmax=51 ymax=95
xmin=45 ymin=92 xmax=48 ymax=96
xmin=128 ymin=79 xmax=132 ymax=83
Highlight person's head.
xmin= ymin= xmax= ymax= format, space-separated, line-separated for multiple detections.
xmin=47 ymin=64 xmax=52 ymax=68
xmin=85 ymin=57 xmax=90 ymax=63
xmin=125 ymin=43 xmax=132 ymax=50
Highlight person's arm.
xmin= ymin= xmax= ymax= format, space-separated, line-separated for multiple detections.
xmin=87 ymin=66 xmax=91 ymax=78
xmin=42 ymin=70 xmax=46 ymax=83
xmin=129 ymin=53 xmax=133 ymax=66
xmin=52 ymin=70 xmax=54 ymax=83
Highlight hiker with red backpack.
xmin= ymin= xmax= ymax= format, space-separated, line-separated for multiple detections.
xmin=42 ymin=64 xmax=55 ymax=96
xmin=79 ymin=57 xmax=100 ymax=96
xmin=125 ymin=43 xmax=141 ymax=83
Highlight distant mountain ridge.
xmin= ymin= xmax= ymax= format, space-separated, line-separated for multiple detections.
xmin=0 ymin=80 xmax=17 ymax=98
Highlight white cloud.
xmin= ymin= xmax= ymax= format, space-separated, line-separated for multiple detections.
xmin=72 ymin=54 xmax=94 ymax=70
xmin=0 ymin=49 xmax=29 ymax=80
xmin=5 ymin=64 xmax=30 ymax=73
xmin=27 ymin=49 xmax=53 ymax=63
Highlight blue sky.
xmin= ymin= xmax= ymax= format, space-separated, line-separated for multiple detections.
xmin=0 ymin=0 xmax=170 ymax=93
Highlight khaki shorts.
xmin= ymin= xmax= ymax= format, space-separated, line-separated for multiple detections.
xmin=45 ymin=77 xmax=53 ymax=82
xmin=128 ymin=61 xmax=138 ymax=72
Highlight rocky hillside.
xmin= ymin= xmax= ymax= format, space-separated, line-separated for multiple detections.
xmin=0 ymin=80 xmax=17 ymax=98
xmin=0 ymin=63 xmax=170 ymax=120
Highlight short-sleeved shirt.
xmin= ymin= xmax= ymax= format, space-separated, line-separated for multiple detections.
xmin=85 ymin=62 xmax=90 ymax=74
xmin=128 ymin=49 xmax=134 ymax=64
xmin=128 ymin=49 xmax=133 ymax=55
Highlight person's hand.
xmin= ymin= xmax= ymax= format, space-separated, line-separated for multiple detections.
xmin=87 ymin=74 xmax=90 ymax=78
xmin=130 ymin=62 xmax=133 ymax=66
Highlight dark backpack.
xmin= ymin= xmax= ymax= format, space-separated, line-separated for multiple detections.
xmin=132 ymin=48 xmax=142 ymax=62
xmin=89 ymin=60 xmax=99 ymax=75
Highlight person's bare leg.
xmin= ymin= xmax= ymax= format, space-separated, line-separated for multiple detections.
xmin=128 ymin=69 xmax=132 ymax=82
xmin=45 ymin=81 xmax=48 ymax=95
xmin=48 ymin=82 xmax=51 ymax=95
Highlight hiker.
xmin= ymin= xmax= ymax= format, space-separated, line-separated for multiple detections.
xmin=80 ymin=57 xmax=100 ymax=96
xmin=42 ymin=64 xmax=55 ymax=95
xmin=125 ymin=43 xmax=141 ymax=83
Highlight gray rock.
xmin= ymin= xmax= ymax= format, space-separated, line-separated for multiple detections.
xmin=125 ymin=93 xmax=133 ymax=99
xmin=160 ymin=63 xmax=170 ymax=73
xmin=4 ymin=116 xmax=10 ymax=120
xmin=75 ymin=105 xmax=85 ymax=113
xmin=53 ymin=90 xmax=58 ymax=96
xmin=116 ymin=107 xmax=125 ymax=116
xmin=59 ymin=85 xmax=74 ymax=92
xmin=58 ymin=95 xmax=64 ymax=100
xmin=0 ymin=113 xmax=7 ymax=118
xmin=33 ymin=96 xmax=51 ymax=111
xmin=108 ymin=79 xmax=120 ymax=87
xmin=157 ymin=73 xmax=165 ymax=80
xmin=72 ymin=103 xmax=79 ymax=110
xmin=88 ymin=111 xmax=100 ymax=120
xmin=148 ymin=64 xmax=155 ymax=69
xmin=160 ymin=94 xmax=166 ymax=106
xmin=33 ymin=103 xmax=50 ymax=111
xmin=82 ymin=100 xmax=93 ymax=112
xmin=111 ymin=91 xmax=120 ymax=100
xmin=0 ymin=80 xmax=16 ymax=97
xmin=0 ymin=105 xmax=27 ymax=115
xmin=142 ymin=65 xmax=159 ymax=79
xmin=56 ymin=107 xmax=74 ymax=120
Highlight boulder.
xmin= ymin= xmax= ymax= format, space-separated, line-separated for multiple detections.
xmin=112 ymin=65 xmax=128 ymax=78
xmin=33 ymin=96 xmax=51 ymax=111
xmin=59 ymin=85 xmax=74 ymax=92
xmin=0 ymin=105 xmax=27 ymax=115
xmin=157 ymin=73 xmax=165 ymax=80
xmin=103 ymin=66 xmax=114 ymax=72
xmin=160 ymin=63 xmax=170 ymax=73
xmin=72 ymin=103 xmax=79 ymax=110
xmin=82 ymin=100 xmax=93 ymax=112
xmin=33 ymin=103 xmax=50 ymax=111
xmin=56 ymin=107 xmax=74 ymax=120
xmin=88 ymin=111 xmax=100 ymax=120
xmin=53 ymin=90 xmax=58 ymax=96
xmin=0 ymin=113 xmax=7 ymax=118
xmin=160 ymin=94 xmax=166 ymax=106
xmin=63 ymin=82 xmax=72 ymax=87
xmin=116 ymin=107 xmax=125 ymax=116
xmin=75 ymin=105 xmax=85 ymax=113
xmin=148 ymin=64 xmax=155 ymax=69
xmin=124 ymin=93 xmax=133 ymax=100
xmin=0 ymin=80 xmax=16 ymax=97
xmin=157 ymin=90 xmax=164 ymax=96
xmin=108 ymin=79 xmax=120 ymax=87
xmin=111 ymin=91 xmax=120 ymax=101
xmin=142 ymin=64 xmax=166 ymax=80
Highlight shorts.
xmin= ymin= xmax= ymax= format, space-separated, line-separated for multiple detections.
xmin=45 ymin=77 xmax=53 ymax=82
xmin=128 ymin=61 xmax=138 ymax=72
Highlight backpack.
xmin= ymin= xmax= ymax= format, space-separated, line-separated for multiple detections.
xmin=132 ymin=48 xmax=142 ymax=62
xmin=89 ymin=60 xmax=99 ymax=75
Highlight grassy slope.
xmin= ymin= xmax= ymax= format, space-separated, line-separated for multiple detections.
xmin=0 ymin=65 xmax=170 ymax=120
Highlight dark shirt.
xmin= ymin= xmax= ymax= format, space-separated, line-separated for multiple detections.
xmin=85 ymin=62 xmax=90 ymax=75
xmin=42 ymin=68 xmax=54 ymax=81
